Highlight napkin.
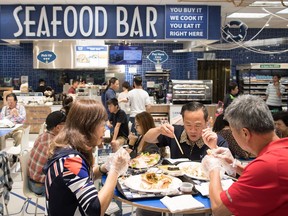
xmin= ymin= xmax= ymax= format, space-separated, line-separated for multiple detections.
xmin=195 ymin=179 xmax=234 ymax=196
xmin=160 ymin=195 xmax=204 ymax=213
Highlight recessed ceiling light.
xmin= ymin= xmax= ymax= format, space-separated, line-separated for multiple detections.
xmin=227 ymin=13 xmax=269 ymax=18
xmin=277 ymin=8 xmax=288 ymax=14
xmin=249 ymin=1 xmax=288 ymax=7
xmin=174 ymin=40 xmax=178 ymax=42
xmin=153 ymin=40 xmax=157 ymax=43
xmin=265 ymin=23 xmax=270 ymax=27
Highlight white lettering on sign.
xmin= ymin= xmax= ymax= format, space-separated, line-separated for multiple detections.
xmin=13 ymin=5 xmax=160 ymax=38
xmin=117 ymin=6 xmax=157 ymax=37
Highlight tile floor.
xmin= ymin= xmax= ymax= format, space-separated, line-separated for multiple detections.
xmin=4 ymin=134 xmax=134 ymax=216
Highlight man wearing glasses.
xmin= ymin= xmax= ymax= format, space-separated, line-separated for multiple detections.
xmin=143 ymin=102 xmax=228 ymax=161
xmin=28 ymin=111 xmax=66 ymax=195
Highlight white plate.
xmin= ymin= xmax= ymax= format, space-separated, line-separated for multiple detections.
xmin=177 ymin=162 xmax=209 ymax=181
xmin=124 ymin=174 xmax=182 ymax=193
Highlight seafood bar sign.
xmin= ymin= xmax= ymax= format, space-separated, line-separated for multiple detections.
xmin=0 ymin=5 xmax=220 ymax=40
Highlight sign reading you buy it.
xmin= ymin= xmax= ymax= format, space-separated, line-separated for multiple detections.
xmin=166 ymin=5 xmax=208 ymax=39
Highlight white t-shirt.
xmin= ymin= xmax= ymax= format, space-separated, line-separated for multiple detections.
xmin=118 ymin=91 xmax=130 ymax=114
xmin=128 ymin=89 xmax=151 ymax=117
xmin=266 ymin=83 xmax=285 ymax=107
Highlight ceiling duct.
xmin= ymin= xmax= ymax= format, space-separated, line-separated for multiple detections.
xmin=177 ymin=0 xmax=254 ymax=7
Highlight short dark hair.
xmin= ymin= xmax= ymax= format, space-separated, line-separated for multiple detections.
xmin=181 ymin=102 xmax=208 ymax=121
xmin=6 ymin=93 xmax=17 ymax=102
xmin=122 ymin=81 xmax=132 ymax=90
xmin=39 ymin=79 xmax=45 ymax=84
xmin=273 ymin=74 xmax=281 ymax=79
xmin=273 ymin=111 xmax=288 ymax=127
xmin=107 ymin=98 xmax=118 ymax=106
xmin=133 ymin=76 xmax=142 ymax=86
xmin=72 ymin=80 xmax=79 ymax=85
xmin=227 ymin=82 xmax=238 ymax=93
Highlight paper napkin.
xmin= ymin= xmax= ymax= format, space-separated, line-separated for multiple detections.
xmin=195 ymin=179 xmax=234 ymax=196
xmin=160 ymin=195 xmax=204 ymax=213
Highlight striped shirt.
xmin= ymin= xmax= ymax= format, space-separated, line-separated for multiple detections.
xmin=266 ymin=83 xmax=285 ymax=106
xmin=44 ymin=149 xmax=100 ymax=216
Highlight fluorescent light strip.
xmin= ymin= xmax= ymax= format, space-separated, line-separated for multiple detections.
xmin=250 ymin=1 xmax=288 ymax=7
xmin=277 ymin=8 xmax=288 ymax=14
xmin=227 ymin=13 xmax=269 ymax=18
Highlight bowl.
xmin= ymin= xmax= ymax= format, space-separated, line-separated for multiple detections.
xmin=180 ymin=182 xmax=194 ymax=193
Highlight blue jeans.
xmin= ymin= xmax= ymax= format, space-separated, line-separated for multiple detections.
xmin=28 ymin=178 xmax=45 ymax=196
xmin=129 ymin=117 xmax=136 ymax=134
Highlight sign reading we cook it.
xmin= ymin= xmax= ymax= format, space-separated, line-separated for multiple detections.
xmin=0 ymin=5 xmax=220 ymax=40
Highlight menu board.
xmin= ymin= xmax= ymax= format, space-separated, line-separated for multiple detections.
xmin=75 ymin=46 xmax=108 ymax=68
xmin=109 ymin=46 xmax=142 ymax=65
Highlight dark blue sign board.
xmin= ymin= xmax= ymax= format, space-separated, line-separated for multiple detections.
xmin=0 ymin=5 xmax=220 ymax=40
xmin=147 ymin=50 xmax=168 ymax=64
xmin=37 ymin=50 xmax=56 ymax=64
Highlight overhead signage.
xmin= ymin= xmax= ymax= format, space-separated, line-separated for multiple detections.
xmin=0 ymin=5 xmax=220 ymax=40
xmin=75 ymin=45 xmax=108 ymax=68
xmin=147 ymin=50 xmax=169 ymax=64
xmin=166 ymin=5 xmax=208 ymax=39
xmin=37 ymin=50 xmax=57 ymax=64
xmin=259 ymin=64 xmax=281 ymax=69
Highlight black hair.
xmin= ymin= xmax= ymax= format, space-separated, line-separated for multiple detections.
xmin=227 ymin=82 xmax=238 ymax=93
xmin=133 ymin=76 xmax=142 ymax=86
xmin=122 ymin=81 xmax=132 ymax=91
xmin=72 ymin=80 xmax=79 ymax=85
xmin=180 ymin=101 xmax=208 ymax=121
xmin=273 ymin=74 xmax=281 ymax=79
xmin=104 ymin=77 xmax=118 ymax=92
xmin=212 ymin=113 xmax=230 ymax=132
xmin=273 ymin=111 xmax=288 ymax=127
xmin=39 ymin=79 xmax=45 ymax=84
xmin=6 ymin=93 xmax=17 ymax=102
xmin=107 ymin=98 xmax=119 ymax=107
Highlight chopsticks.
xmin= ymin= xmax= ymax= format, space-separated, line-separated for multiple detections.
xmin=173 ymin=134 xmax=184 ymax=155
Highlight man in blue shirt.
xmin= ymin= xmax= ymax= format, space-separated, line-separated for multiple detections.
xmin=101 ymin=77 xmax=119 ymax=117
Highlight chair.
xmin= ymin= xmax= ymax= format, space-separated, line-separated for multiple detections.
xmin=19 ymin=152 xmax=45 ymax=215
xmin=3 ymin=125 xmax=31 ymax=173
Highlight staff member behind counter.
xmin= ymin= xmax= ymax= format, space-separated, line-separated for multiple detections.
xmin=143 ymin=102 xmax=228 ymax=161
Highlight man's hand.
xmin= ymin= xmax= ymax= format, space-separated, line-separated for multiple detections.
xmin=159 ymin=123 xmax=174 ymax=138
xmin=202 ymin=128 xmax=218 ymax=149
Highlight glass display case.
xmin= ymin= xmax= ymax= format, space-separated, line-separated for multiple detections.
xmin=171 ymin=80 xmax=213 ymax=104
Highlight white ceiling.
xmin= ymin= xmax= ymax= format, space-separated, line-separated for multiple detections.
xmin=1 ymin=0 xmax=288 ymax=29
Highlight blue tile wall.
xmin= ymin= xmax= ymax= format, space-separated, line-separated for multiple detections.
xmin=0 ymin=28 xmax=288 ymax=93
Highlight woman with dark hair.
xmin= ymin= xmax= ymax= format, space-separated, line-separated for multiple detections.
xmin=101 ymin=77 xmax=119 ymax=117
xmin=128 ymin=111 xmax=159 ymax=158
xmin=60 ymin=94 xmax=74 ymax=115
xmin=43 ymin=99 xmax=130 ymax=216
xmin=223 ymin=81 xmax=239 ymax=110
xmin=213 ymin=113 xmax=250 ymax=159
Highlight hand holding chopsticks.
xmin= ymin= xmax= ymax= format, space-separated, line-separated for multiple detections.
xmin=160 ymin=123 xmax=184 ymax=155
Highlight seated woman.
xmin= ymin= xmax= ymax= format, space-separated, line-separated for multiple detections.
xmin=43 ymin=99 xmax=130 ymax=216
xmin=128 ymin=111 xmax=159 ymax=158
xmin=213 ymin=113 xmax=250 ymax=159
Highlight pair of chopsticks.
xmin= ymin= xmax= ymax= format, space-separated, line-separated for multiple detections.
xmin=173 ymin=134 xmax=184 ymax=155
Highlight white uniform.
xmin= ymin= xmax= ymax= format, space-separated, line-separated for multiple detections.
xmin=128 ymin=89 xmax=151 ymax=117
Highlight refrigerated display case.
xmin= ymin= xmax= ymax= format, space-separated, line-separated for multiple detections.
xmin=171 ymin=80 xmax=213 ymax=104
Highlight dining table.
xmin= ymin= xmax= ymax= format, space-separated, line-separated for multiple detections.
xmin=101 ymin=174 xmax=212 ymax=215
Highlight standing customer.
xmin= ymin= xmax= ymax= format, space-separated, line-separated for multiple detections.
xmin=202 ymin=95 xmax=288 ymax=215
xmin=128 ymin=77 xmax=151 ymax=133
xmin=43 ymin=99 xmax=130 ymax=216
xmin=223 ymin=81 xmax=238 ymax=110
xmin=266 ymin=74 xmax=285 ymax=112
xmin=118 ymin=81 xmax=132 ymax=121
xmin=101 ymin=77 xmax=119 ymax=117
xmin=0 ymin=93 xmax=26 ymax=147
xmin=35 ymin=79 xmax=47 ymax=94
xmin=28 ymin=111 xmax=66 ymax=195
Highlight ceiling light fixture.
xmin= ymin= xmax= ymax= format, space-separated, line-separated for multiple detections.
xmin=249 ymin=1 xmax=288 ymax=7
xmin=227 ymin=13 xmax=269 ymax=18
